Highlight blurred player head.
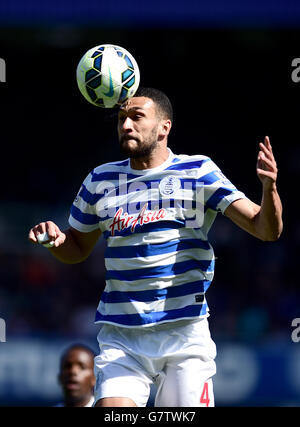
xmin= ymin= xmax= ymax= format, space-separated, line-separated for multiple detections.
xmin=118 ymin=87 xmax=173 ymax=159
xmin=58 ymin=344 xmax=96 ymax=407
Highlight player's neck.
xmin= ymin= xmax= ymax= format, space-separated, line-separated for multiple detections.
xmin=64 ymin=395 xmax=92 ymax=407
xmin=130 ymin=145 xmax=170 ymax=170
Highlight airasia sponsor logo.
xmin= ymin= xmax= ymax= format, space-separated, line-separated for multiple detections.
xmin=109 ymin=203 xmax=166 ymax=236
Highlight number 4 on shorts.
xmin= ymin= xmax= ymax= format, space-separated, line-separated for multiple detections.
xmin=200 ymin=382 xmax=210 ymax=407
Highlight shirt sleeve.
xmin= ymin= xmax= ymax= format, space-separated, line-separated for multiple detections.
xmin=200 ymin=158 xmax=247 ymax=214
xmin=68 ymin=170 xmax=100 ymax=233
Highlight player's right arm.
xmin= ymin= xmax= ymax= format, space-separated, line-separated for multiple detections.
xmin=28 ymin=221 xmax=102 ymax=264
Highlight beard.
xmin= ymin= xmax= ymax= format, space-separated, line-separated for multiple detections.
xmin=119 ymin=127 xmax=158 ymax=159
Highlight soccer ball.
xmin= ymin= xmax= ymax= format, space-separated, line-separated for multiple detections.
xmin=76 ymin=44 xmax=140 ymax=108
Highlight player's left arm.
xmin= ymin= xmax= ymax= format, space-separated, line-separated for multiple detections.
xmin=224 ymin=136 xmax=283 ymax=241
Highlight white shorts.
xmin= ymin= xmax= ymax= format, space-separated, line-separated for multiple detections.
xmin=94 ymin=317 xmax=217 ymax=407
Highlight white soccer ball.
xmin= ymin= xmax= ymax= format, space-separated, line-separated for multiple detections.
xmin=76 ymin=44 xmax=140 ymax=108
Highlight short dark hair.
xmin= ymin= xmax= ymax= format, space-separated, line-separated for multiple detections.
xmin=59 ymin=343 xmax=96 ymax=370
xmin=133 ymin=87 xmax=173 ymax=122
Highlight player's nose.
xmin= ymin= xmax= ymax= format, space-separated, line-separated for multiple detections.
xmin=67 ymin=364 xmax=81 ymax=376
xmin=121 ymin=116 xmax=134 ymax=131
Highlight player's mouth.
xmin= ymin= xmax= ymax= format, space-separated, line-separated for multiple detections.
xmin=120 ymin=135 xmax=139 ymax=144
xmin=65 ymin=380 xmax=80 ymax=390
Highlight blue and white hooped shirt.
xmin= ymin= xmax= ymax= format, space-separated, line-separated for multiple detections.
xmin=69 ymin=149 xmax=246 ymax=328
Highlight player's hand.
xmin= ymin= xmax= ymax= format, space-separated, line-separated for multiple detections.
xmin=256 ymin=136 xmax=278 ymax=190
xmin=28 ymin=221 xmax=66 ymax=248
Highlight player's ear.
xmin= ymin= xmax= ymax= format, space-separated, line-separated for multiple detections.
xmin=160 ymin=119 xmax=172 ymax=136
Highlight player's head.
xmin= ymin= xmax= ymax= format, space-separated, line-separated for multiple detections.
xmin=133 ymin=87 xmax=173 ymax=122
xmin=58 ymin=344 xmax=96 ymax=407
xmin=118 ymin=87 xmax=173 ymax=159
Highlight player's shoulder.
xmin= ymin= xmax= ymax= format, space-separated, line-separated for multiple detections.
xmin=172 ymin=152 xmax=216 ymax=168
xmin=173 ymin=152 xmax=211 ymax=162
xmin=92 ymin=158 xmax=130 ymax=174
xmin=170 ymin=152 xmax=222 ymax=179
xmin=83 ymin=158 xmax=130 ymax=189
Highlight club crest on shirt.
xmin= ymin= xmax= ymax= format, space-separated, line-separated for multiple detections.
xmin=159 ymin=175 xmax=181 ymax=196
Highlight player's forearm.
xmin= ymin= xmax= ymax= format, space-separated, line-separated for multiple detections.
xmin=47 ymin=228 xmax=88 ymax=264
xmin=254 ymin=182 xmax=283 ymax=241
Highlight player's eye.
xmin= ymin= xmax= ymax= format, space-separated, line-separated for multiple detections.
xmin=132 ymin=113 xmax=143 ymax=120
xmin=79 ymin=363 xmax=87 ymax=369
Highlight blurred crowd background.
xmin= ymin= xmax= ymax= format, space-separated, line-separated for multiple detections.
xmin=0 ymin=0 xmax=300 ymax=406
